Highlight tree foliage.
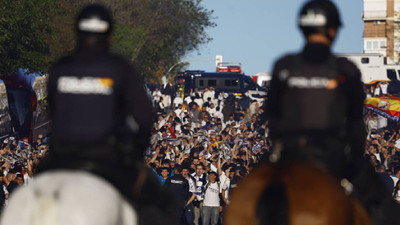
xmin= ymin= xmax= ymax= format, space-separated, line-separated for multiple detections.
xmin=0 ymin=0 xmax=54 ymax=75
xmin=121 ymin=0 xmax=216 ymax=83
xmin=49 ymin=0 xmax=216 ymax=83
xmin=1 ymin=0 xmax=215 ymax=82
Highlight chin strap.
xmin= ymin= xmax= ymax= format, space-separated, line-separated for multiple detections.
xmin=324 ymin=32 xmax=335 ymax=44
xmin=322 ymin=27 xmax=337 ymax=44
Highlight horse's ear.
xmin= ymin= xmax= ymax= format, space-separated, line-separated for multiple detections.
xmin=256 ymin=182 xmax=288 ymax=225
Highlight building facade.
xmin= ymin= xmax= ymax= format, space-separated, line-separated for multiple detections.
xmin=363 ymin=0 xmax=400 ymax=62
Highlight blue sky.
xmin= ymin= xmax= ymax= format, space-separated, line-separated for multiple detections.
xmin=185 ymin=0 xmax=364 ymax=75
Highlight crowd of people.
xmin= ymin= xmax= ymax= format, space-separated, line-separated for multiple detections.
xmin=1 ymin=1 xmax=398 ymax=224
xmin=145 ymin=85 xmax=269 ymax=225
xmin=366 ymin=81 xmax=389 ymax=98
xmin=1 ymin=84 xmax=400 ymax=224
xmin=364 ymin=109 xmax=400 ymax=203
xmin=145 ymin=82 xmax=400 ymax=225
xmin=0 ymin=135 xmax=49 ymax=213
xmin=363 ymin=79 xmax=400 ymax=203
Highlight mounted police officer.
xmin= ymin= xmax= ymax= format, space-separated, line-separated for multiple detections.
xmin=48 ymin=3 xmax=154 ymax=162
xmin=266 ymin=0 xmax=400 ymax=224
xmin=43 ymin=3 xmax=173 ymax=225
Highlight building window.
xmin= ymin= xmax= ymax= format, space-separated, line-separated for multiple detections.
xmin=208 ymin=80 xmax=216 ymax=87
xmin=380 ymin=41 xmax=386 ymax=48
xmin=361 ymin=58 xmax=370 ymax=64
xmin=395 ymin=42 xmax=400 ymax=51
xmin=365 ymin=39 xmax=387 ymax=50
xmin=364 ymin=0 xmax=387 ymax=18
xmin=387 ymin=69 xmax=396 ymax=80
xmin=373 ymin=41 xmax=379 ymax=49
xmin=366 ymin=41 xmax=372 ymax=50
xmin=224 ymin=79 xmax=238 ymax=87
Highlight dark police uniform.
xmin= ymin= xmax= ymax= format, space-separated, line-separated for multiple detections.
xmin=43 ymin=47 xmax=178 ymax=225
xmin=48 ymin=47 xmax=153 ymax=160
xmin=44 ymin=46 xmax=157 ymax=206
xmin=267 ymin=43 xmax=365 ymax=158
xmin=266 ymin=43 xmax=400 ymax=224
xmin=40 ymin=4 xmax=174 ymax=225
xmin=164 ymin=174 xmax=190 ymax=224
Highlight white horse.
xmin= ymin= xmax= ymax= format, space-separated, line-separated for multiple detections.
xmin=0 ymin=170 xmax=137 ymax=225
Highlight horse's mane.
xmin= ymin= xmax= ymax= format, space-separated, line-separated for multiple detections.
xmin=257 ymin=182 xmax=288 ymax=225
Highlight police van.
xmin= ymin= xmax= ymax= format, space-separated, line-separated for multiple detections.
xmin=335 ymin=53 xmax=400 ymax=84
xmin=176 ymin=70 xmax=267 ymax=98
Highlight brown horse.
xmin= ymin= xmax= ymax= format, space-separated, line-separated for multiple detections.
xmin=224 ymin=161 xmax=371 ymax=225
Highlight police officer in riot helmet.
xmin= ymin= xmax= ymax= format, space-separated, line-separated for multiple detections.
xmin=268 ymin=0 xmax=364 ymax=157
xmin=75 ymin=3 xmax=113 ymax=49
xmin=47 ymin=2 xmax=153 ymax=174
xmin=43 ymin=4 xmax=173 ymax=224
xmin=266 ymin=0 xmax=400 ymax=224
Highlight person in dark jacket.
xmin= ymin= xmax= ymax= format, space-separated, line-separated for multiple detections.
xmin=376 ymin=164 xmax=394 ymax=194
xmin=266 ymin=1 xmax=400 ymax=224
xmin=47 ymin=4 xmax=153 ymax=164
xmin=164 ymin=164 xmax=190 ymax=225
xmin=387 ymin=71 xmax=400 ymax=96
xmin=42 ymin=4 xmax=172 ymax=225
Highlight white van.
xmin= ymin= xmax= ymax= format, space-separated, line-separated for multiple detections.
xmin=335 ymin=53 xmax=400 ymax=84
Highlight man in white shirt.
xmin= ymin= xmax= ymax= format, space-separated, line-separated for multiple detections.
xmin=202 ymin=171 xmax=222 ymax=225
xmin=218 ymin=164 xmax=231 ymax=206
xmin=368 ymin=145 xmax=381 ymax=163
xmin=194 ymin=96 xmax=203 ymax=109
xmin=182 ymin=168 xmax=196 ymax=225
xmin=185 ymin=95 xmax=193 ymax=105
xmin=192 ymin=164 xmax=207 ymax=225
xmin=374 ymin=83 xmax=382 ymax=96
xmin=380 ymin=82 xmax=388 ymax=96
xmin=173 ymin=96 xmax=183 ymax=109
xmin=214 ymin=106 xmax=224 ymax=122
xmin=191 ymin=88 xmax=202 ymax=98
xmin=181 ymin=138 xmax=192 ymax=155
xmin=217 ymin=91 xmax=227 ymax=101
xmin=174 ymin=104 xmax=184 ymax=120
xmin=203 ymin=87 xmax=214 ymax=102
xmin=207 ymin=103 xmax=217 ymax=118
xmin=152 ymin=87 xmax=162 ymax=103
xmin=161 ymin=94 xmax=171 ymax=110
xmin=368 ymin=114 xmax=378 ymax=134
xmin=209 ymin=87 xmax=216 ymax=101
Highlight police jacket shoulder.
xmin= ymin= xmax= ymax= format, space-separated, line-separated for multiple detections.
xmin=53 ymin=49 xmax=132 ymax=68
xmin=48 ymin=48 xmax=154 ymax=147
xmin=271 ymin=54 xmax=295 ymax=74
xmin=52 ymin=54 xmax=75 ymax=66
xmin=271 ymin=52 xmax=363 ymax=86
xmin=336 ymin=56 xmax=363 ymax=82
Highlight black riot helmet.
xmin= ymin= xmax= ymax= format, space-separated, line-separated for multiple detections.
xmin=75 ymin=3 xmax=113 ymax=42
xmin=298 ymin=0 xmax=342 ymax=39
